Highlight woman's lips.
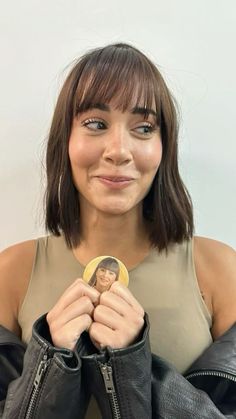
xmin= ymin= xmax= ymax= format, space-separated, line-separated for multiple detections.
xmin=95 ymin=175 xmax=134 ymax=189
xmin=99 ymin=277 xmax=110 ymax=283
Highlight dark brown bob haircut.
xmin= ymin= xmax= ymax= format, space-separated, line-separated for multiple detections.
xmin=45 ymin=42 xmax=194 ymax=251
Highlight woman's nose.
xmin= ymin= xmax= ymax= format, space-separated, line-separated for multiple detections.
xmin=102 ymin=127 xmax=132 ymax=165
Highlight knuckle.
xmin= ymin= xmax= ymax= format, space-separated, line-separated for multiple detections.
xmin=46 ymin=311 xmax=52 ymax=323
xmin=110 ymin=281 xmax=121 ymax=292
xmin=89 ymin=322 xmax=94 ymax=334
xmin=89 ymin=321 xmax=98 ymax=337
xmin=83 ymin=313 xmax=92 ymax=326
xmin=79 ymin=297 xmax=93 ymax=316
xmin=93 ymin=304 xmax=103 ymax=320
xmin=134 ymin=314 xmax=144 ymax=329
xmin=75 ymin=280 xmax=87 ymax=293
xmin=80 ymin=295 xmax=92 ymax=308
xmin=139 ymin=307 xmax=145 ymax=318
xmin=99 ymin=291 xmax=109 ymax=304
xmin=72 ymin=278 xmax=83 ymax=287
xmin=46 ymin=310 xmax=56 ymax=328
xmin=51 ymin=329 xmax=65 ymax=347
xmin=48 ymin=320 xmax=58 ymax=335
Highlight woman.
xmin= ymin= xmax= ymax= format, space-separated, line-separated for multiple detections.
xmin=88 ymin=257 xmax=120 ymax=293
xmin=0 ymin=43 xmax=236 ymax=418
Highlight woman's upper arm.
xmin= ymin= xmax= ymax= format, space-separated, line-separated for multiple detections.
xmin=194 ymin=236 xmax=236 ymax=340
xmin=0 ymin=240 xmax=36 ymax=336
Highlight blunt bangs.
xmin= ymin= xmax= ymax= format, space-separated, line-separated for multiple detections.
xmin=99 ymin=257 xmax=119 ymax=273
xmin=73 ymin=44 xmax=162 ymax=123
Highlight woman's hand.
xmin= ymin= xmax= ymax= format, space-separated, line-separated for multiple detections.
xmin=89 ymin=281 xmax=144 ymax=350
xmin=46 ymin=278 xmax=100 ymax=350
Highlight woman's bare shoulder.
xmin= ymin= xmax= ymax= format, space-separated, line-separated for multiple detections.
xmin=194 ymin=235 xmax=235 ymax=255
xmin=193 ymin=236 xmax=236 ymax=339
xmin=0 ymin=240 xmax=37 ymax=335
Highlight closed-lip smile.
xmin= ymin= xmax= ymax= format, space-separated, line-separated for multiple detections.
xmin=97 ymin=175 xmax=134 ymax=181
xmin=94 ymin=175 xmax=135 ymax=188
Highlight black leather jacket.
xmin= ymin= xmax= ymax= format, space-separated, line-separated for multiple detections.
xmin=0 ymin=314 xmax=236 ymax=418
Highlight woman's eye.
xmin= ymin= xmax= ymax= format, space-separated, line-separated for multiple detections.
xmin=134 ymin=123 xmax=154 ymax=136
xmin=82 ymin=119 xmax=106 ymax=131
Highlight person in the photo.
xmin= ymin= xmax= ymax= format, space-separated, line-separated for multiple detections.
xmin=0 ymin=43 xmax=236 ymax=418
xmin=88 ymin=257 xmax=120 ymax=293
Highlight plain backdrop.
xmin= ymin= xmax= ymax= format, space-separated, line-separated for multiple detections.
xmin=0 ymin=0 xmax=235 ymax=250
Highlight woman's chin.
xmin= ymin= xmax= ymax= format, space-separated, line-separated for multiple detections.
xmin=97 ymin=203 xmax=133 ymax=216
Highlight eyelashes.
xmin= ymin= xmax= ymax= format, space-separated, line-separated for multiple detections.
xmin=82 ymin=118 xmax=106 ymax=131
xmin=81 ymin=118 xmax=158 ymax=138
xmin=134 ymin=123 xmax=155 ymax=135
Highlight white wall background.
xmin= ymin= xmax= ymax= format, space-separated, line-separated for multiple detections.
xmin=0 ymin=0 xmax=235 ymax=250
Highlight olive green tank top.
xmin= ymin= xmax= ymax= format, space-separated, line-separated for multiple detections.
xmin=18 ymin=235 xmax=212 ymax=419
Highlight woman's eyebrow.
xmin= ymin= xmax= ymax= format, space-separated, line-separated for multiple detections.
xmin=91 ymin=103 xmax=111 ymax=112
xmin=131 ymin=106 xmax=157 ymax=117
xmin=90 ymin=103 xmax=110 ymax=111
xmin=76 ymin=103 xmax=110 ymax=113
xmin=76 ymin=103 xmax=157 ymax=116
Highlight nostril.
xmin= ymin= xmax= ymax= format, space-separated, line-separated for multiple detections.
xmin=103 ymin=146 xmax=132 ymax=165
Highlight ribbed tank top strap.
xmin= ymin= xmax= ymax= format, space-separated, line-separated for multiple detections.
xmin=188 ymin=238 xmax=212 ymax=325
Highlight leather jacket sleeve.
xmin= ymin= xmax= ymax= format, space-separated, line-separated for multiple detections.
xmin=151 ymin=355 xmax=226 ymax=418
xmin=151 ymin=323 xmax=236 ymax=418
xmin=0 ymin=316 xmax=89 ymax=418
xmin=0 ymin=326 xmax=25 ymax=416
xmin=185 ymin=322 xmax=236 ymax=417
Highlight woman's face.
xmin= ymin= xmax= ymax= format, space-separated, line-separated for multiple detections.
xmin=69 ymin=102 xmax=162 ymax=217
xmin=95 ymin=267 xmax=117 ymax=291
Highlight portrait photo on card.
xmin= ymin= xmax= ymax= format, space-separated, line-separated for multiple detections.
xmin=83 ymin=256 xmax=129 ymax=293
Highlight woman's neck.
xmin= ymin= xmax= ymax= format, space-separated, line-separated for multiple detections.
xmin=73 ymin=209 xmax=151 ymax=269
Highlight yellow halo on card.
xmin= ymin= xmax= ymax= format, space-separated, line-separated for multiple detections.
xmin=83 ymin=256 xmax=129 ymax=292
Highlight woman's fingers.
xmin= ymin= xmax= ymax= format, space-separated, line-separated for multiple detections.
xmin=89 ymin=322 xmax=117 ymax=349
xmin=93 ymin=304 xmax=121 ymax=329
xmin=51 ymin=314 xmax=93 ymax=350
xmin=89 ymin=283 xmax=145 ymax=349
xmin=96 ymin=292 xmax=138 ymax=325
xmin=46 ymin=278 xmax=99 ymax=350
xmin=50 ymin=278 xmax=100 ymax=315
xmin=109 ymin=281 xmax=144 ymax=317
xmin=89 ymin=312 xmax=144 ymax=349
xmin=97 ymin=282 xmax=144 ymax=320
xmin=48 ymin=295 xmax=95 ymax=330
xmin=47 ymin=278 xmax=144 ymax=350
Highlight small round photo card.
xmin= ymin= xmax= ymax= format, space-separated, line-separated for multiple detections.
xmin=83 ymin=256 xmax=129 ymax=293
